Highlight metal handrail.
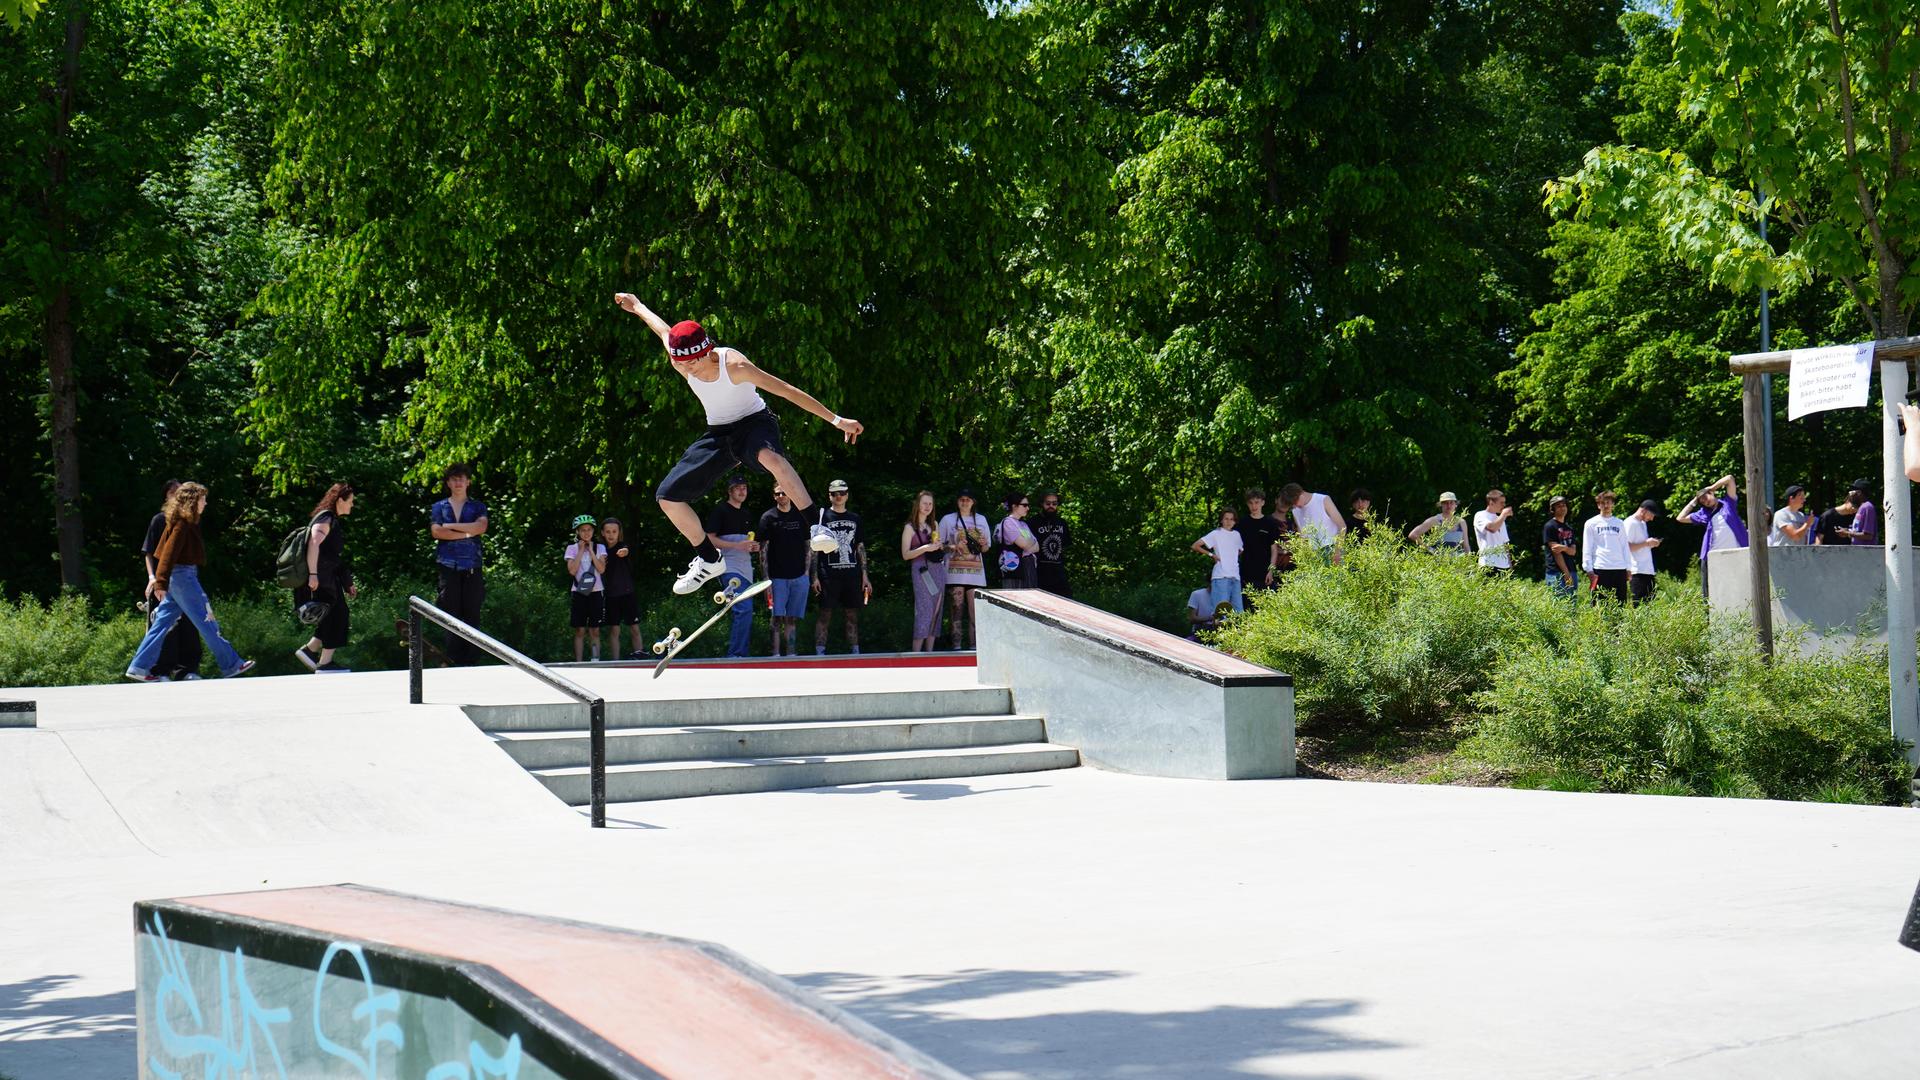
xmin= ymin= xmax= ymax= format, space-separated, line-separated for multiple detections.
xmin=408 ymin=596 xmax=607 ymax=828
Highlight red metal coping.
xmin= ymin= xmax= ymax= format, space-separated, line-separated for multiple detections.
xmin=167 ymin=885 xmax=934 ymax=1080
xmin=977 ymin=588 xmax=1286 ymax=684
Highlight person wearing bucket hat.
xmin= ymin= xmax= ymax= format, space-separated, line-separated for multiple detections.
xmin=1408 ymin=491 xmax=1472 ymax=555
xmin=1541 ymin=495 xmax=1578 ymax=597
xmin=613 ymin=293 xmax=857 ymax=596
xmin=564 ymin=514 xmax=607 ymax=661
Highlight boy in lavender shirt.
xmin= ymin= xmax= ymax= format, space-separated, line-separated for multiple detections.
xmin=1678 ymin=475 xmax=1748 ymax=597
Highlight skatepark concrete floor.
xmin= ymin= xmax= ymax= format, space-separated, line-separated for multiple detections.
xmin=3 ymin=670 xmax=1919 ymax=1079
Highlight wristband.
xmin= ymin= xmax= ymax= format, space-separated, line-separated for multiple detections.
xmin=830 ymin=414 xmax=844 ymax=426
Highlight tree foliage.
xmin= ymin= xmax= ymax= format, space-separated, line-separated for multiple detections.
xmin=1548 ymin=0 xmax=1920 ymax=338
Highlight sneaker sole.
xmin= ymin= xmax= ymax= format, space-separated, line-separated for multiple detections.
xmin=294 ymin=648 xmax=320 ymax=672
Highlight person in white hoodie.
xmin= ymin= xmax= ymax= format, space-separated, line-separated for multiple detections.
xmin=1582 ymin=491 xmax=1632 ymax=605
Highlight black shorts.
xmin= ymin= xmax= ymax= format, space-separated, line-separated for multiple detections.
xmin=604 ymin=591 xmax=639 ymax=626
xmin=655 ymin=408 xmax=786 ymax=503
xmin=817 ymin=574 xmax=864 ymax=610
xmin=570 ymin=591 xmax=606 ymax=628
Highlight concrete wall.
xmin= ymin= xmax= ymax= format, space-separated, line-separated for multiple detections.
xmin=975 ymin=590 xmax=1294 ymax=780
xmin=1707 ymin=545 xmax=1914 ymax=649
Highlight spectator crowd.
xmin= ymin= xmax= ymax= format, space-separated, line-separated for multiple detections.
xmin=122 ymin=462 xmax=1898 ymax=678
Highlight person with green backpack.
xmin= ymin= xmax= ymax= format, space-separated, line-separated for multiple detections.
xmin=289 ymin=483 xmax=357 ymax=672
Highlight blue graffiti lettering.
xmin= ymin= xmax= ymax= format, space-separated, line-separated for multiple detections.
xmin=144 ymin=912 xmax=291 ymax=1080
xmin=312 ymin=941 xmax=406 ymax=1078
xmin=423 ymin=1032 xmax=525 ymax=1080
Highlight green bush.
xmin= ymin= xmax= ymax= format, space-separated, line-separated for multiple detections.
xmin=0 ymin=594 xmax=148 ymax=686
xmin=1212 ymin=529 xmax=1571 ymax=730
xmin=1470 ymin=595 xmax=1912 ymax=804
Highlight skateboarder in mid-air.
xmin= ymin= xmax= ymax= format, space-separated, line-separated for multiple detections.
xmin=615 ymin=293 xmax=860 ymax=594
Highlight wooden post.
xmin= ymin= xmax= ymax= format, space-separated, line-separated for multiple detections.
xmin=1739 ymin=374 xmax=1774 ymax=657
xmin=1881 ymin=360 xmax=1918 ymax=768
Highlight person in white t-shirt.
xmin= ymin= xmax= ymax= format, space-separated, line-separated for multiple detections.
xmin=1191 ymin=509 xmax=1248 ymax=612
xmin=1623 ymin=499 xmax=1664 ymax=604
xmin=1278 ymin=483 xmax=1346 ymax=562
xmin=1473 ymin=489 xmax=1514 ymax=570
xmin=1769 ymin=484 xmax=1813 ymax=546
xmin=1581 ymin=491 xmax=1632 ymax=605
xmin=1187 ymin=586 xmax=1221 ymax=639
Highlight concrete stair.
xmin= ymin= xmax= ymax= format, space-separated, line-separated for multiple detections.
xmin=465 ymin=688 xmax=1079 ymax=804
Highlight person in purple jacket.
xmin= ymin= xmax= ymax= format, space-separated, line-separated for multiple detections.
xmin=1836 ymin=478 xmax=1880 ymax=545
xmin=1678 ymin=475 xmax=1748 ymax=598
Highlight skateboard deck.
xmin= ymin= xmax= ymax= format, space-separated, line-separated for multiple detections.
xmin=652 ymin=578 xmax=773 ymax=678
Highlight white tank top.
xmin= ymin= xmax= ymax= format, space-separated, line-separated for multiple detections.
xmin=683 ymin=350 xmax=767 ymax=426
xmin=1293 ymin=494 xmax=1338 ymax=548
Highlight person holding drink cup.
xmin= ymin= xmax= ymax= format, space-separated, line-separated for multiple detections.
xmin=902 ymin=490 xmax=947 ymax=652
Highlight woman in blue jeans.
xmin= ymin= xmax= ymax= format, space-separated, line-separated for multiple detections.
xmin=126 ymin=482 xmax=255 ymax=681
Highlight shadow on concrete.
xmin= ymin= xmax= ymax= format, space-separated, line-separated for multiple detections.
xmin=795 ymin=968 xmax=1394 ymax=1079
xmin=802 ymin=781 xmax=1055 ymax=801
xmin=0 ymin=973 xmax=135 ymax=1080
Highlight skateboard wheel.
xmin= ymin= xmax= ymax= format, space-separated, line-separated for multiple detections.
xmin=713 ymin=589 xmax=731 ymax=605
xmin=651 ymin=642 xmax=667 ymax=655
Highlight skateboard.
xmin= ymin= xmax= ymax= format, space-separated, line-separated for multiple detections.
xmin=651 ymin=578 xmax=773 ymax=678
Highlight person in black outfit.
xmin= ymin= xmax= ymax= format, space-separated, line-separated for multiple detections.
xmin=1347 ymin=489 xmax=1375 ymax=546
xmin=759 ymin=486 xmax=812 ymax=656
xmin=294 ymin=482 xmax=357 ymax=672
xmin=141 ymin=480 xmax=202 ymax=680
xmin=600 ymin=518 xmax=641 ymax=659
xmin=1030 ymin=492 xmax=1072 ymax=597
xmin=1235 ymin=488 xmax=1281 ymax=607
xmin=812 ymin=479 xmax=868 ymax=654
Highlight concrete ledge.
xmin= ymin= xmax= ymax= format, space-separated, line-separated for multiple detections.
xmin=975 ymin=590 xmax=1295 ymax=779
xmin=0 ymin=699 xmax=35 ymax=728
xmin=1708 ymin=544 xmax=1913 ymax=649
xmin=138 ymin=884 xmax=967 ymax=1079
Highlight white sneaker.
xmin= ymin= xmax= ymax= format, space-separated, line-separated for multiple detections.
xmin=673 ymin=556 xmax=726 ymax=595
xmin=809 ymin=524 xmax=840 ymax=553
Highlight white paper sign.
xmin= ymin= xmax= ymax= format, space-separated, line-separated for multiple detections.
xmin=1787 ymin=342 xmax=1875 ymax=420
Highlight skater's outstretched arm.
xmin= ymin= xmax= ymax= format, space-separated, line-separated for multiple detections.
xmin=613 ymin=293 xmax=673 ymax=348
xmin=729 ymin=355 xmax=864 ymax=444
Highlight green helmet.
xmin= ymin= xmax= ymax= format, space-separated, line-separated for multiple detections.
xmin=571 ymin=514 xmax=596 ymax=530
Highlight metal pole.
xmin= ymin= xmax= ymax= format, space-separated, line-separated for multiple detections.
xmin=589 ymin=699 xmax=607 ymax=829
xmin=1881 ymin=358 xmax=1918 ymax=769
xmin=1740 ymin=374 xmax=1774 ymax=657
xmin=408 ymin=608 xmax=424 ymax=705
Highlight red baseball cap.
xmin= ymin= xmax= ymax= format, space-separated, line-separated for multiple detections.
xmin=667 ymin=320 xmax=714 ymax=361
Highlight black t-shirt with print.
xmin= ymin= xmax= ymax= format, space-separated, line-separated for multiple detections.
xmin=759 ymin=505 xmax=810 ymax=579
xmin=1235 ymin=515 xmax=1281 ymax=583
xmin=1541 ymin=519 xmax=1577 ymax=576
xmin=1030 ymin=513 xmax=1070 ymax=569
xmin=816 ymin=508 xmax=864 ymax=577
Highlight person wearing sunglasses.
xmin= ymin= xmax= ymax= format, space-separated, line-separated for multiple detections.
xmin=1030 ymin=491 xmax=1072 ymax=597
xmin=996 ymin=492 xmax=1040 ymax=589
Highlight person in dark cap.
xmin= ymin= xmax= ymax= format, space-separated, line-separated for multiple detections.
xmin=1837 ymin=478 xmax=1880 ymax=545
xmin=705 ymin=475 xmax=760 ymax=657
xmin=429 ymin=462 xmax=487 ymax=664
xmin=1769 ymin=485 xmax=1813 ymax=546
xmin=1541 ymin=495 xmax=1578 ymax=598
xmin=1625 ymin=500 xmax=1664 ymax=604
xmin=614 ymin=292 xmax=854 ymax=596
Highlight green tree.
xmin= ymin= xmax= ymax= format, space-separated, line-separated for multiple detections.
xmin=245 ymin=0 xmax=1049 ymax=546
xmin=1548 ymin=0 xmax=1920 ymax=340
xmin=1511 ymin=12 xmax=1881 ymax=539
